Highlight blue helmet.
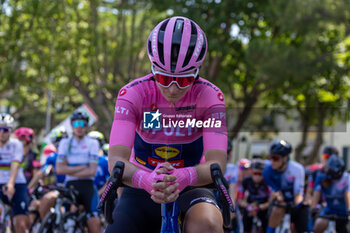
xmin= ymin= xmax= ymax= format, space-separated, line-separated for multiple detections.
xmin=70 ymin=111 xmax=89 ymax=124
xmin=326 ymin=154 xmax=344 ymax=180
xmin=269 ymin=140 xmax=292 ymax=156
xmin=323 ymin=146 xmax=339 ymax=156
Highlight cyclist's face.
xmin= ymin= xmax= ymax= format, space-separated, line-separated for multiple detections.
xmin=154 ymin=68 xmax=194 ymax=103
xmin=157 ymin=82 xmax=192 ymax=103
xmin=0 ymin=126 xmax=11 ymax=145
xmin=252 ymin=169 xmax=263 ymax=183
xmin=72 ymin=120 xmax=88 ymax=138
xmin=269 ymin=154 xmax=285 ymax=170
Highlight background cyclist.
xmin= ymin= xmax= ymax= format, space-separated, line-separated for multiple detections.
xmin=13 ymin=127 xmax=41 ymax=184
xmin=56 ymin=111 xmax=101 ymax=233
xmin=87 ymin=131 xmax=110 ymax=196
xmin=27 ymin=127 xmax=68 ymax=221
xmin=0 ymin=113 xmax=30 ymax=233
xmin=224 ymin=139 xmax=240 ymax=232
xmin=263 ymin=140 xmax=308 ymax=233
xmin=312 ymin=155 xmax=350 ymax=233
xmin=238 ymin=159 xmax=269 ymax=233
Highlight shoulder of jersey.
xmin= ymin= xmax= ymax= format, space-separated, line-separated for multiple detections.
xmin=290 ymin=160 xmax=304 ymax=170
xmin=118 ymin=74 xmax=154 ymax=98
xmin=194 ymin=77 xmax=225 ymax=103
xmin=60 ymin=138 xmax=70 ymax=144
xmin=86 ymin=136 xmax=99 ymax=144
xmin=9 ymin=137 xmax=22 ymax=145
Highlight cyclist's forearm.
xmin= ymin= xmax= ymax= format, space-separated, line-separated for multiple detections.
xmin=71 ymin=164 xmax=97 ymax=177
xmin=27 ymin=170 xmax=44 ymax=189
xmin=294 ymin=193 xmax=303 ymax=205
xmin=311 ymin=190 xmax=321 ymax=209
xmin=108 ymin=145 xmax=139 ymax=187
xmin=345 ymin=191 xmax=350 ymax=212
xmin=259 ymin=202 xmax=269 ymax=210
xmin=56 ymin=163 xmax=87 ymax=175
xmin=8 ymin=162 xmax=20 ymax=186
xmin=194 ymin=149 xmax=226 ymax=186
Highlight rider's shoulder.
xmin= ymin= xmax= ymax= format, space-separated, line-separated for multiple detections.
xmin=193 ymin=77 xmax=225 ymax=100
xmin=117 ymin=74 xmax=155 ymax=99
xmin=8 ymin=137 xmax=22 ymax=146
xmin=58 ymin=138 xmax=70 ymax=147
xmin=288 ymin=160 xmax=304 ymax=171
xmin=85 ymin=136 xmax=99 ymax=144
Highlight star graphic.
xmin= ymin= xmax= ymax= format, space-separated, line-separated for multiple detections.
xmin=150 ymin=109 xmax=161 ymax=122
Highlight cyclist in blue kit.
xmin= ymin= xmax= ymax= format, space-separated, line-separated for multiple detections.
xmin=263 ymin=140 xmax=308 ymax=233
xmin=312 ymin=155 xmax=350 ymax=233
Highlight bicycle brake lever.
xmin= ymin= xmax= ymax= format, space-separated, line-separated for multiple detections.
xmin=98 ymin=161 xmax=125 ymax=224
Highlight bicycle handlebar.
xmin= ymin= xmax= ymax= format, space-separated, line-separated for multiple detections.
xmin=98 ymin=161 xmax=125 ymax=224
xmin=210 ymin=163 xmax=235 ymax=230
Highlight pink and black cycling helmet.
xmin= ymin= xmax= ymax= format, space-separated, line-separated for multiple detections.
xmin=147 ymin=16 xmax=208 ymax=75
xmin=14 ymin=127 xmax=34 ymax=143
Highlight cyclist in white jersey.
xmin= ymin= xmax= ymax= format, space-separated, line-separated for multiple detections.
xmin=56 ymin=111 xmax=101 ymax=233
xmin=0 ymin=113 xmax=29 ymax=233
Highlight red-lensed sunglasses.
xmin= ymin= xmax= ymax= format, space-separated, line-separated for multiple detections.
xmin=269 ymin=155 xmax=282 ymax=162
xmin=252 ymin=171 xmax=262 ymax=176
xmin=322 ymin=154 xmax=331 ymax=160
xmin=151 ymin=65 xmax=198 ymax=89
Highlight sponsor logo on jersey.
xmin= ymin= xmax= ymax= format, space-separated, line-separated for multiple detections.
xmin=287 ymin=176 xmax=295 ymax=181
xmin=115 ymin=106 xmax=129 ymax=115
xmin=136 ymin=157 xmax=146 ymax=165
xmin=154 ymin=146 xmax=180 ymax=159
xmin=148 ymin=157 xmax=184 ymax=168
xmin=218 ymin=93 xmax=224 ymax=101
xmin=150 ymin=104 xmax=158 ymax=111
xmin=119 ymin=88 xmax=127 ymax=96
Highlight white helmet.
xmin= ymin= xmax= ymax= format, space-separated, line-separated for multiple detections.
xmin=0 ymin=113 xmax=14 ymax=129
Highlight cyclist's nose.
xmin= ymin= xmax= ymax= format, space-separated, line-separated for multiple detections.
xmin=168 ymin=83 xmax=180 ymax=94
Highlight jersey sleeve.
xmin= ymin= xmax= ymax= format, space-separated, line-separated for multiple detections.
xmin=57 ymin=139 xmax=69 ymax=163
xmin=89 ymin=139 xmax=99 ymax=164
xmin=109 ymin=85 xmax=141 ymax=149
xmin=346 ymin=173 xmax=350 ymax=192
xmin=263 ymin=165 xmax=280 ymax=192
xmin=197 ymin=82 xmax=227 ymax=152
xmin=294 ymin=164 xmax=305 ymax=195
xmin=12 ymin=140 xmax=23 ymax=164
xmin=314 ymin=173 xmax=323 ymax=192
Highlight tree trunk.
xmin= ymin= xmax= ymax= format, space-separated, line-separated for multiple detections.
xmin=229 ymin=92 xmax=259 ymax=140
xmin=306 ymin=102 xmax=325 ymax=164
xmin=294 ymin=109 xmax=310 ymax=163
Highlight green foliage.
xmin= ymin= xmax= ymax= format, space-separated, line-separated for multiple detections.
xmin=0 ymin=0 xmax=349 ymax=144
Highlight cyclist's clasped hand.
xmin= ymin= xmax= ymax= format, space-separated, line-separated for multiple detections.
xmin=3 ymin=184 xmax=15 ymax=200
xmin=153 ymin=162 xmax=197 ymax=203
